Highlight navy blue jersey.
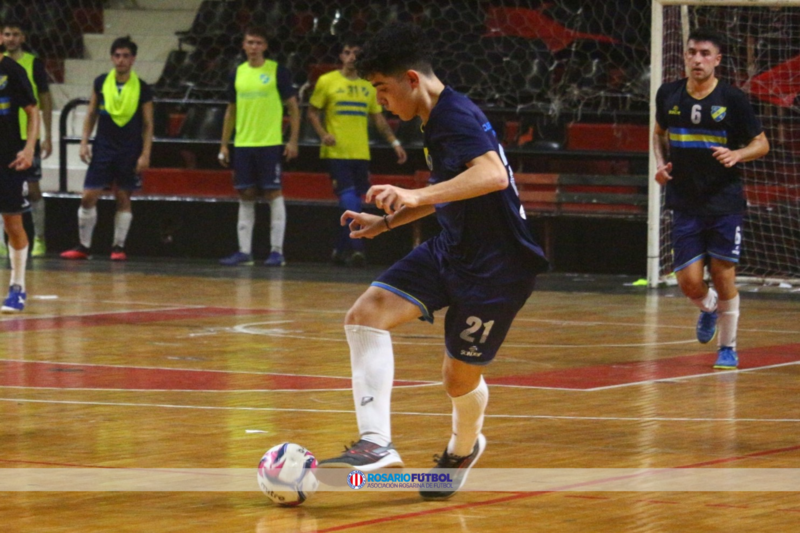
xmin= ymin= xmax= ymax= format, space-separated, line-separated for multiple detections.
xmin=226 ymin=64 xmax=295 ymax=103
xmin=423 ymin=87 xmax=548 ymax=282
xmin=0 ymin=56 xmax=36 ymax=168
xmin=92 ymin=74 xmax=153 ymax=154
xmin=656 ymin=79 xmax=763 ymax=215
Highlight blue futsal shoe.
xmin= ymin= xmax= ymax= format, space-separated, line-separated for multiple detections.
xmin=696 ymin=310 xmax=718 ymax=344
xmin=1 ymin=285 xmax=26 ymax=313
xmin=264 ymin=251 xmax=285 ymax=267
xmin=219 ymin=252 xmax=253 ymax=266
xmin=714 ymin=347 xmax=738 ymax=370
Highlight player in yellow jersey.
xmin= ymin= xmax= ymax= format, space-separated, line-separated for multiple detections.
xmin=308 ymin=37 xmax=406 ymax=267
xmin=218 ymin=26 xmax=300 ymax=267
xmin=1 ymin=21 xmax=53 ymax=257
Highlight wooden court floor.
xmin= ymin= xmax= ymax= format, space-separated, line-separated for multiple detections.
xmin=1 ymin=259 xmax=799 ymax=532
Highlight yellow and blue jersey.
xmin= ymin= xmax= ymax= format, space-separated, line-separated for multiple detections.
xmin=309 ymin=70 xmax=382 ymax=160
xmin=656 ymin=79 xmax=763 ymax=215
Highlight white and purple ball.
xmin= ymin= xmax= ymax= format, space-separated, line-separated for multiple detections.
xmin=257 ymin=443 xmax=319 ymax=506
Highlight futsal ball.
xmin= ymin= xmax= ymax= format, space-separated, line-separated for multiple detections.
xmin=257 ymin=442 xmax=319 ymax=506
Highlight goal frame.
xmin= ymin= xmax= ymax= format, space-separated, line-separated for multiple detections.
xmin=647 ymin=0 xmax=800 ymax=288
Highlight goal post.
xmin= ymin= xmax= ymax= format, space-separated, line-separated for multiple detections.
xmin=648 ymin=0 xmax=800 ymax=287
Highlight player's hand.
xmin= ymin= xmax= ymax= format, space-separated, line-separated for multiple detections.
xmin=41 ymin=138 xmax=53 ymax=159
xmin=655 ymin=162 xmax=673 ymax=186
xmin=340 ymin=210 xmax=385 ymax=239
xmin=321 ymin=133 xmax=336 ymax=147
xmin=218 ymin=146 xmax=230 ymax=167
xmin=136 ymin=154 xmax=150 ymax=174
xmin=9 ymin=147 xmax=33 ymax=171
xmin=367 ymin=184 xmax=419 ymax=214
xmin=79 ymin=143 xmax=92 ymax=164
xmin=394 ymin=144 xmax=407 ymax=165
xmin=712 ymin=146 xmax=741 ymax=168
xmin=284 ymin=141 xmax=299 ymax=161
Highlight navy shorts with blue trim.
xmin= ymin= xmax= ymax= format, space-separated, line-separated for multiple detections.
xmin=84 ymin=148 xmax=142 ymax=191
xmin=0 ymin=168 xmax=31 ymax=214
xmin=328 ymin=159 xmax=370 ymax=196
xmin=233 ymin=146 xmax=283 ymax=190
xmin=671 ymin=211 xmax=743 ymax=271
xmin=373 ymin=239 xmax=536 ymax=365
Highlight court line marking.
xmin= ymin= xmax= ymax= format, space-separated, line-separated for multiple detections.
xmin=0 ymin=397 xmax=798 ymax=422
xmin=0 ymin=306 xmax=200 ymax=323
xmin=232 ymin=323 xmax=702 ymax=348
xmin=490 ymin=361 xmax=800 ymax=391
xmin=513 ymin=317 xmax=800 ymax=335
xmin=0 ymin=384 xmax=439 ymax=392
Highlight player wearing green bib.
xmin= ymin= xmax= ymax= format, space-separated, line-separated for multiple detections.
xmin=1 ymin=21 xmax=53 ymax=257
xmin=308 ymin=38 xmax=407 ymax=266
xmin=218 ymin=26 xmax=300 ymax=267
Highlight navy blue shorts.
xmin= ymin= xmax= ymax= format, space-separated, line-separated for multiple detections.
xmin=21 ymin=141 xmax=42 ymax=182
xmin=0 ymin=168 xmax=31 ymax=214
xmin=373 ymin=239 xmax=536 ymax=365
xmin=84 ymin=149 xmax=142 ymax=191
xmin=328 ymin=159 xmax=370 ymax=196
xmin=233 ymin=146 xmax=283 ymax=190
xmin=671 ymin=211 xmax=743 ymax=271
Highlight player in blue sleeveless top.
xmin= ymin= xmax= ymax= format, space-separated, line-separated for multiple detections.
xmin=653 ymin=28 xmax=769 ymax=370
xmin=318 ymin=23 xmax=548 ymax=499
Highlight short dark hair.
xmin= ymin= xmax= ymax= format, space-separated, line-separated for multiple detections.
xmin=339 ymin=34 xmax=363 ymax=53
xmin=244 ymin=25 xmax=269 ymax=42
xmin=688 ymin=27 xmax=723 ymax=53
xmin=110 ymin=35 xmax=137 ymax=56
xmin=2 ymin=20 xmax=27 ymax=34
xmin=356 ymin=22 xmax=433 ymax=78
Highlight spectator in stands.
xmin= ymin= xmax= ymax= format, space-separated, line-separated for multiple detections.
xmin=60 ymin=36 xmax=153 ymax=261
xmin=317 ymin=23 xmax=549 ymax=500
xmin=1 ymin=21 xmax=53 ymax=258
xmin=307 ymin=36 xmax=407 ymax=267
xmin=653 ymin=27 xmax=769 ymax=370
xmin=217 ymin=25 xmax=300 ymax=267
xmin=0 ymin=52 xmax=38 ymax=312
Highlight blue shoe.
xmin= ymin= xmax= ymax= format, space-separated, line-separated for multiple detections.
xmin=2 ymin=285 xmax=26 ymax=313
xmin=219 ymin=252 xmax=253 ymax=266
xmin=264 ymin=251 xmax=285 ymax=267
xmin=696 ymin=311 xmax=718 ymax=344
xmin=714 ymin=346 xmax=738 ymax=370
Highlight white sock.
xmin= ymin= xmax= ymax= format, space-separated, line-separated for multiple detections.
xmin=9 ymin=244 xmax=28 ymax=291
xmin=0 ymin=215 xmax=6 ymax=247
xmin=30 ymin=198 xmax=45 ymax=240
xmin=717 ymin=295 xmax=740 ymax=349
xmin=691 ymin=286 xmax=718 ymax=313
xmin=113 ymin=211 xmax=133 ymax=247
xmin=78 ymin=207 xmax=97 ymax=249
xmin=237 ymin=200 xmax=255 ymax=255
xmin=345 ymin=325 xmax=394 ymax=446
xmin=447 ymin=376 xmax=489 ymax=457
xmin=269 ymin=195 xmax=286 ymax=254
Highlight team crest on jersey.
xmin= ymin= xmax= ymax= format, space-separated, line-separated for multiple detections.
xmin=668 ymin=105 xmax=680 ymax=116
xmin=0 ymin=75 xmax=7 ymax=90
xmin=711 ymin=106 xmax=727 ymax=122
xmin=259 ymin=74 xmax=271 ymax=84
xmin=423 ymin=147 xmax=433 ymax=170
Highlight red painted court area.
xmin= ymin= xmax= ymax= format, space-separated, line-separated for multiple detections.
xmin=1 ymin=344 xmax=797 ymax=391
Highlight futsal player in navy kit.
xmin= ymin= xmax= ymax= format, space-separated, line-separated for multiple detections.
xmin=653 ymin=28 xmax=769 ymax=370
xmin=318 ymin=23 xmax=548 ymax=499
xmin=61 ymin=36 xmax=153 ymax=261
xmin=0 ymin=54 xmax=38 ymax=312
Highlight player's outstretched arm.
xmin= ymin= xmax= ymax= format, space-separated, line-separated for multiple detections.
xmin=39 ymin=90 xmax=53 ymax=159
xmin=80 ymin=92 xmax=99 ymax=164
xmin=218 ymin=103 xmax=236 ymax=167
xmin=283 ymin=96 xmax=300 ymax=160
xmin=652 ymin=123 xmax=673 ymax=186
xmin=341 ymin=205 xmax=436 ymax=240
xmin=10 ymin=104 xmax=38 ymax=171
xmin=137 ymin=100 xmax=153 ymax=173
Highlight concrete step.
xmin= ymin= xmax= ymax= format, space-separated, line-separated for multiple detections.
xmin=50 ymin=84 xmax=94 ymax=110
xmin=103 ymin=8 xmax=197 ymax=36
xmin=84 ymin=34 xmax=180 ymax=62
xmin=64 ymin=59 xmax=163 ymax=86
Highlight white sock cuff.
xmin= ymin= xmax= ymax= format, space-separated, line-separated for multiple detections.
xmin=691 ymin=286 xmax=718 ymax=313
xmin=78 ymin=206 xmax=97 ymax=218
xmin=449 ymin=375 xmax=489 ymax=402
